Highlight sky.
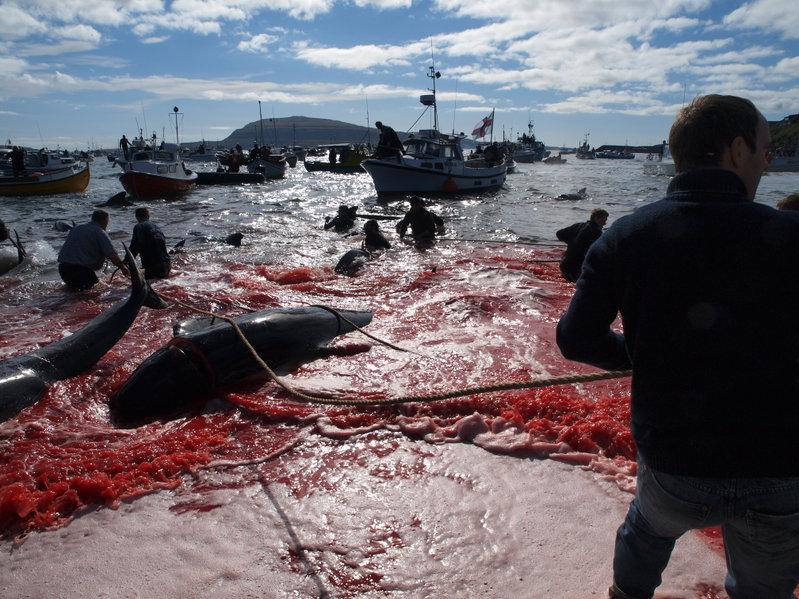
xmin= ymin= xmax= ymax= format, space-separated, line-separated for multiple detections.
xmin=0 ymin=0 xmax=797 ymax=150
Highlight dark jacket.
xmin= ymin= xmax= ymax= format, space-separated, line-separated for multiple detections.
xmin=363 ymin=230 xmax=391 ymax=252
xmin=556 ymin=220 xmax=603 ymax=282
xmin=378 ymin=126 xmax=403 ymax=151
xmin=396 ymin=208 xmax=444 ymax=241
xmin=557 ymin=169 xmax=799 ymax=477
xmin=130 ymin=220 xmax=170 ymax=270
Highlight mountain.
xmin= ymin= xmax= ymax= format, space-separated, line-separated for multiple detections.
xmin=202 ymin=116 xmax=383 ymax=149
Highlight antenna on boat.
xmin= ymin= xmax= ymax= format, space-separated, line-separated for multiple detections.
xmin=172 ymin=106 xmax=182 ymax=147
xmin=141 ymin=102 xmax=148 ymax=141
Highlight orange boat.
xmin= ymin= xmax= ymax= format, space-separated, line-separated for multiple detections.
xmin=0 ymin=163 xmax=90 ymax=196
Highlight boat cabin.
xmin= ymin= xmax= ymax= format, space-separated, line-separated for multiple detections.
xmin=403 ymin=136 xmax=464 ymax=161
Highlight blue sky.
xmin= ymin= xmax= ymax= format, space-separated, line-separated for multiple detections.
xmin=1 ymin=0 xmax=797 ymax=150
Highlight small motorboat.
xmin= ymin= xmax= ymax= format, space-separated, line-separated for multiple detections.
xmin=0 ymin=162 xmax=90 ymax=196
xmin=117 ymin=143 xmax=197 ymax=199
xmin=304 ymin=144 xmax=369 ymax=174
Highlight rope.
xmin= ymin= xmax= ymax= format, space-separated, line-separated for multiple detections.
xmin=438 ymin=237 xmax=565 ymax=247
xmin=156 ymin=291 xmax=631 ymax=408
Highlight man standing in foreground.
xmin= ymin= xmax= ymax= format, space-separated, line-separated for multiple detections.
xmin=129 ymin=207 xmax=170 ymax=279
xmin=58 ymin=209 xmax=129 ymax=290
xmin=557 ymin=95 xmax=799 ymax=598
xmin=556 ymin=208 xmax=609 ymax=282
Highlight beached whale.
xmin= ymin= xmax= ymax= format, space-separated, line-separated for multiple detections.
xmin=53 ymin=220 xmax=75 ymax=232
xmin=110 ymin=306 xmax=373 ymax=424
xmin=556 ymin=187 xmax=588 ymax=201
xmin=335 ymin=249 xmax=371 ymax=276
xmin=95 ymin=191 xmax=134 ymax=207
xmin=0 ymin=248 xmax=155 ymax=423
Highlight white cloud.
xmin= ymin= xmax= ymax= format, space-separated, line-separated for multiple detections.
xmin=724 ymin=0 xmax=799 ymax=40
xmin=53 ymin=24 xmax=102 ymax=43
xmin=18 ymin=41 xmax=100 ymax=57
xmin=141 ymin=36 xmax=170 ymax=44
xmin=238 ymin=33 xmax=279 ymax=53
xmin=0 ymin=56 xmax=29 ymax=76
xmin=0 ymin=3 xmax=47 ymax=39
xmin=353 ymin=0 xmax=412 ymax=7
xmin=293 ymin=40 xmax=429 ymax=70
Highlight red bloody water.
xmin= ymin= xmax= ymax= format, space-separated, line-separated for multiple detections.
xmin=0 ymin=244 xmax=645 ymax=587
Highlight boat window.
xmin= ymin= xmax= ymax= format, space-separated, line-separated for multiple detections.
xmin=421 ymin=162 xmax=433 ymax=168
xmin=154 ymin=151 xmax=173 ymax=162
xmin=157 ymin=165 xmax=168 ymax=174
xmin=434 ymin=163 xmax=444 ymax=170
xmin=169 ymin=164 xmax=176 ymax=173
xmin=424 ymin=144 xmax=441 ymax=157
xmin=133 ymin=152 xmax=150 ymax=161
xmin=441 ymin=146 xmax=456 ymax=159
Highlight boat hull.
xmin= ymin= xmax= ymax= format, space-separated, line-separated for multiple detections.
xmin=247 ymin=158 xmax=287 ymax=179
xmin=361 ymin=159 xmax=506 ymax=196
xmin=0 ymin=165 xmax=90 ymax=197
xmin=768 ymin=157 xmax=799 ymax=173
xmin=120 ymin=171 xmax=197 ymax=199
xmin=304 ymin=160 xmax=366 ymax=174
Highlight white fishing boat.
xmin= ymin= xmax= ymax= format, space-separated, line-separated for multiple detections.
xmin=361 ymin=67 xmax=506 ymax=197
xmin=769 ymin=140 xmax=799 ymax=173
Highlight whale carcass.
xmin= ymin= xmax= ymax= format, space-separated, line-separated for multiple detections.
xmin=0 ymin=249 xmax=155 ymax=423
xmin=110 ymin=306 xmax=373 ymax=424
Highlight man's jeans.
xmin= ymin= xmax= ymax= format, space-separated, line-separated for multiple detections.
xmin=613 ymin=462 xmax=799 ymax=598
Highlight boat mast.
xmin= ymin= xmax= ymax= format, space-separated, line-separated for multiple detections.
xmin=427 ymin=65 xmax=441 ymax=134
xmin=258 ymin=101 xmax=265 ymax=146
xmin=172 ymin=106 xmax=181 ymax=147
xmin=365 ymin=94 xmax=371 ymax=148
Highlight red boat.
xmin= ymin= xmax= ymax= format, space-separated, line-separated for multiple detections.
xmin=117 ymin=144 xmax=197 ymax=199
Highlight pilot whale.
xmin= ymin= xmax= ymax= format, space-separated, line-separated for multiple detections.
xmin=0 ymin=248 xmax=158 ymax=423
xmin=110 ymin=306 xmax=373 ymax=424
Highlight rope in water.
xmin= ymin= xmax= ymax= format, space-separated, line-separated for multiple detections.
xmin=438 ymin=237 xmax=565 ymax=247
xmin=158 ymin=292 xmax=631 ymax=407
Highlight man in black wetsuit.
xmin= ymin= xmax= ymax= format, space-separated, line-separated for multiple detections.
xmin=119 ymin=135 xmax=130 ymax=160
xmin=324 ymin=205 xmax=358 ymax=232
xmin=11 ymin=146 xmax=26 ymax=178
xmin=129 ymin=207 xmax=171 ymax=279
xmin=395 ymin=196 xmax=444 ymax=244
xmin=362 ymin=219 xmax=391 ymax=253
xmin=374 ymin=121 xmax=404 ymax=159
xmin=555 ymin=209 xmax=608 ymax=282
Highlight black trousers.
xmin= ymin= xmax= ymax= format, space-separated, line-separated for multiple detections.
xmin=143 ymin=260 xmax=171 ymax=280
xmin=59 ymin=263 xmax=98 ymax=290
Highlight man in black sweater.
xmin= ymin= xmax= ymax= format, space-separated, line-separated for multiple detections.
xmin=557 ymin=95 xmax=799 ymax=598
xmin=556 ymin=208 xmax=609 ymax=282
xmin=129 ymin=207 xmax=170 ymax=279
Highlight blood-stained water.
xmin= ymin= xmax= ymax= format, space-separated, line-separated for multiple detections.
xmin=0 ymin=242 xmax=639 ymax=541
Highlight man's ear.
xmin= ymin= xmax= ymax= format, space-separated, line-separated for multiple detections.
xmin=727 ymin=135 xmax=750 ymax=170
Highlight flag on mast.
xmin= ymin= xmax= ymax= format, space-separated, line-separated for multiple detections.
xmin=471 ymin=109 xmax=494 ymax=139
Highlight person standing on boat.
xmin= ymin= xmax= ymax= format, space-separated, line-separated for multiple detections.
xmin=374 ymin=121 xmax=403 ymax=159
xmin=250 ymin=143 xmax=260 ymax=162
xmin=555 ymin=209 xmax=609 ymax=283
xmin=129 ymin=207 xmax=171 ymax=280
xmin=58 ymin=209 xmax=129 ymax=290
xmin=556 ymin=95 xmax=799 ymax=598
xmin=396 ymin=196 xmax=444 ymax=244
xmin=10 ymin=146 xmax=26 ymax=178
xmin=119 ymin=135 xmax=130 ymax=160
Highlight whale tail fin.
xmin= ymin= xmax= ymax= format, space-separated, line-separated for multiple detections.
xmin=122 ymin=245 xmax=168 ymax=310
xmin=13 ymin=230 xmax=26 ymax=264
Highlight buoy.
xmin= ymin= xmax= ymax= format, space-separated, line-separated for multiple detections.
xmin=443 ymin=178 xmax=458 ymax=193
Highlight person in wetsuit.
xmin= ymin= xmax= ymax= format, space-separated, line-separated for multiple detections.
xmin=129 ymin=207 xmax=171 ymax=279
xmin=555 ymin=209 xmax=609 ymax=283
xmin=324 ymin=205 xmax=358 ymax=232
xmin=395 ymin=196 xmax=444 ymax=244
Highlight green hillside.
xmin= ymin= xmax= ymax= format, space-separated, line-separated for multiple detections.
xmin=770 ymin=115 xmax=799 ymax=151
xmin=211 ymin=116 xmax=383 ymax=149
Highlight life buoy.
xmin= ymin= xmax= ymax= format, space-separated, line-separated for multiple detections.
xmin=443 ymin=178 xmax=458 ymax=193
